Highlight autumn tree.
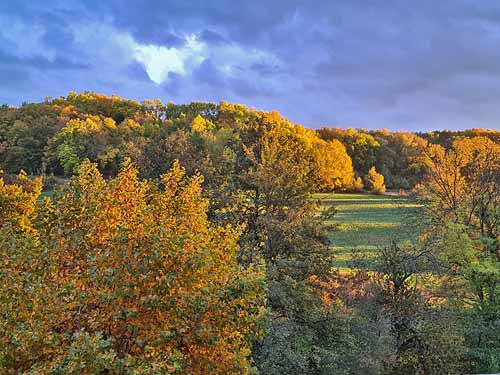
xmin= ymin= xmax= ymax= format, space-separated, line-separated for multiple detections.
xmin=371 ymin=131 xmax=428 ymax=189
xmin=317 ymin=128 xmax=429 ymax=189
xmin=421 ymin=137 xmax=500 ymax=238
xmin=365 ymin=166 xmax=386 ymax=194
xmin=420 ymin=136 xmax=500 ymax=373
xmin=317 ymin=127 xmax=380 ymax=178
xmin=418 ymin=129 xmax=500 ymax=150
xmin=313 ymin=138 xmax=355 ymax=191
xmin=229 ymin=113 xmax=341 ymax=374
xmin=0 ymin=161 xmax=267 ymax=375
xmin=53 ymin=91 xmax=144 ymax=124
xmin=0 ymin=169 xmax=42 ymax=231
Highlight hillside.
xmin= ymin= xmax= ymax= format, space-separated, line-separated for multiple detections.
xmin=1 ymin=92 xmax=499 ymax=375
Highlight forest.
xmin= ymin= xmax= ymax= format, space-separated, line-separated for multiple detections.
xmin=1 ymin=92 xmax=500 ymax=375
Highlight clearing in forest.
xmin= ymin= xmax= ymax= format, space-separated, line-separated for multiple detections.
xmin=317 ymin=193 xmax=422 ymax=271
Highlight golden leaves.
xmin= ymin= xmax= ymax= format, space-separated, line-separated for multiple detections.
xmin=0 ymin=161 xmax=266 ymax=375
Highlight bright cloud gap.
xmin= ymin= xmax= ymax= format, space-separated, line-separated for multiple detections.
xmin=131 ymin=33 xmax=281 ymax=85
xmin=133 ymin=34 xmax=205 ymax=84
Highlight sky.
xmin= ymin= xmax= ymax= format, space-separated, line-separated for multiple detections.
xmin=1 ymin=1 xmax=500 ymax=131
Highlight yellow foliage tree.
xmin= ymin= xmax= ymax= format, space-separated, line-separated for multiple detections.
xmin=422 ymin=136 xmax=500 ymax=236
xmin=190 ymin=114 xmax=214 ymax=133
xmin=0 ymin=161 xmax=267 ymax=375
xmin=364 ymin=166 xmax=386 ymax=194
xmin=313 ymin=139 xmax=355 ymax=191
xmin=0 ymin=170 xmax=42 ymax=232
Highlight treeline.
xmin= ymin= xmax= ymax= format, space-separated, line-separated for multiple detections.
xmin=0 ymin=92 xmax=354 ymax=192
xmin=317 ymin=126 xmax=500 ymax=189
xmin=1 ymin=92 xmax=500 ymax=374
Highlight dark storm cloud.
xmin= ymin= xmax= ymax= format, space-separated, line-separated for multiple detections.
xmin=0 ymin=64 xmax=31 ymax=89
xmin=1 ymin=0 xmax=500 ymax=130
xmin=126 ymin=62 xmax=153 ymax=83
xmin=193 ymin=59 xmax=225 ymax=86
xmin=193 ymin=59 xmax=279 ymax=98
xmin=81 ymin=0 xmax=300 ymax=47
xmin=0 ymin=50 xmax=90 ymax=71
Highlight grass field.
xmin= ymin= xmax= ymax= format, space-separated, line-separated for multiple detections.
xmin=316 ymin=193 xmax=422 ymax=271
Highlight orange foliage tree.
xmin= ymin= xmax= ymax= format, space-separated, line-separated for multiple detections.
xmin=0 ymin=161 xmax=267 ymax=374
xmin=422 ymin=136 xmax=500 ymax=235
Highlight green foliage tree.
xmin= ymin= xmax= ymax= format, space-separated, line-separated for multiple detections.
xmin=0 ymin=104 xmax=61 ymax=174
xmin=373 ymin=242 xmax=465 ymax=375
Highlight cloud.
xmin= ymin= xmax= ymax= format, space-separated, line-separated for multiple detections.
xmin=0 ymin=50 xmax=89 ymax=71
xmin=1 ymin=0 xmax=500 ymax=130
xmin=133 ymin=34 xmax=205 ymax=84
xmin=123 ymin=30 xmax=282 ymax=96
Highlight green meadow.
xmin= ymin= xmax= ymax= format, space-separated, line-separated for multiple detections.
xmin=317 ymin=193 xmax=422 ymax=271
